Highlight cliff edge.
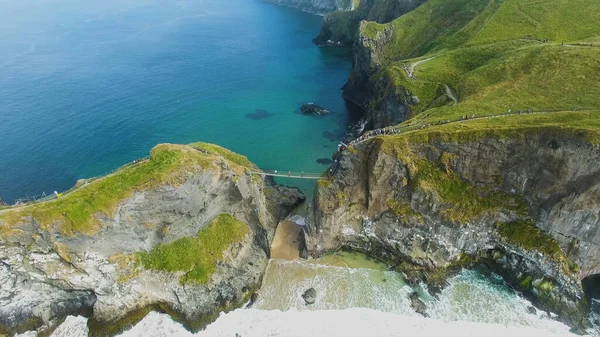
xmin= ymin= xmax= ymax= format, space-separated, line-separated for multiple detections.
xmin=0 ymin=142 xmax=303 ymax=336
xmin=305 ymin=112 xmax=600 ymax=331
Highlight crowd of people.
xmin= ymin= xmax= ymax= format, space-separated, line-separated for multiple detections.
xmin=348 ymin=128 xmax=403 ymax=146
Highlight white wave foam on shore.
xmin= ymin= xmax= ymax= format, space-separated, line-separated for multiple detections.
xmin=47 ymin=308 xmax=580 ymax=337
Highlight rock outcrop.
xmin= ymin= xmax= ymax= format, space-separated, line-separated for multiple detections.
xmin=342 ymin=21 xmax=418 ymax=128
xmin=263 ymin=0 xmax=354 ymax=14
xmin=314 ymin=0 xmax=425 ymax=46
xmin=301 ymin=103 xmax=331 ymax=115
xmin=304 ymin=129 xmax=600 ymax=331
xmin=302 ymin=287 xmax=317 ymax=305
xmin=0 ymin=143 xmax=303 ymax=336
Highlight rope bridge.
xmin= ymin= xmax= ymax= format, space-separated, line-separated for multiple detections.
xmin=248 ymin=170 xmax=327 ymax=180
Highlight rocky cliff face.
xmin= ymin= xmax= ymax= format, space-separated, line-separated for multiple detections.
xmin=314 ymin=0 xmax=425 ymax=46
xmin=305 ymin=130 xmax=600 ymax=330
xmin=263 ymin=0 xmax=354 ymax=14
xmin=0 ymin=144 xmax=303 ymax=336
xmin=342 ymin=22 xmax=419 ymax=128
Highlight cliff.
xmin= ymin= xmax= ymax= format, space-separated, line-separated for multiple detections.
xmin=305 ymin=112 xmax=600 ymax=331
xmin=342 ymin=0 xmax=600 ymax=128
xmin=263 ymin=0 xmax=355 ymax=14
xmin=313 ymin=0 xmax=425 ymax=46
xmin=0 ymin=142 xmax=303 ymax=336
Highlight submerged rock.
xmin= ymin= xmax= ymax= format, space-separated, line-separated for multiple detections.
xmin=316 ymin=158 xmax=334 ymax=165
xmin=301 ymin=103 xmax=330 ymax=116
xmin=409 ymin=291 xmax=428 ymax=317
xmin=245 ymin=109 xmax=273 ymax=120
xmin=302 ymin=288 xmax=317 ymax=305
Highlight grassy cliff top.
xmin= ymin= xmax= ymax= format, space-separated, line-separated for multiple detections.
xmin=0 ymin=142 xmax=255 ymax=237
xmin=397 ymin=110 xmax=600 ymax=144
xmin=361 ymin=0 xmax=600 ymax=126
xmin=364 ymin=0 xmax=600 ymax=60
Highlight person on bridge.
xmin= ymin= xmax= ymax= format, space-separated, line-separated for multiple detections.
xmin=301 ymin=171 xmax=304 ymax=177
xmin=288 ymin=171 xmax=291 ymax=177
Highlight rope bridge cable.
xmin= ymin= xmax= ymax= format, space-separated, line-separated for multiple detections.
xmin=248 ymin=170 xmax=327 ymax=180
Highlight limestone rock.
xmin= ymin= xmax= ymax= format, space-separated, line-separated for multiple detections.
xmin=409 ymin=291 xmax=428 ymax=317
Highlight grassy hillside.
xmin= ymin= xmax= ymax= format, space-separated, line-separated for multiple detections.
xmin=365 ymin=0 xmax=600 ymax=62
xmin=360 ymin=0 xmax=600 ymax=125
xmin=0 ymin=143 xmax=254 ymax=237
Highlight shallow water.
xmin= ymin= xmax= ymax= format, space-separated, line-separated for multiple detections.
xmin=0 ymin=0 xmax=358 ymax=203
xmin=43 ymin=256 xmax=581 ymax=337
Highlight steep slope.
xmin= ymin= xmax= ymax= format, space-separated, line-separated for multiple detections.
xmin=0 ymin=142 xmax=303 ymax=336
xmin=344 ymin=0 xmax=600 ymax=128
xmin=305 ymin=111 xmax=600 ymax=331
xmin=313 ymin=0 xmax=426 ymax=46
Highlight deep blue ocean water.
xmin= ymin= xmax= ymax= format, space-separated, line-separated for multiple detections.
xmin=0 ymin=0 xmax=359 ymax=203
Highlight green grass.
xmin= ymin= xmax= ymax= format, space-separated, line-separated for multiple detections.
xmin=138 ymin=214 xmax=249 ymax=285
xmin=0 ymin=143 xmax=253 ymax=237
xmin=377 ymin=137 xmax=527 ymax=223
xmin=189 ymin=142 xmax=254 ymax=170
xmin=470 ymin=0 xmax=600 ymax=45
xmin=497 ymin=220 xmax=564 ymax=261
xmin=365 ymin=0 xmax=493 ymax=61
xmin=359 ymin=0 xmax=600 ymax=128
xmin=399 ymin=110 xmax=600 ymax=144
xmin=367 ymin=0 xmax=600 ymax=64
xmin=387 ymin=199 xmax=423 ymax=222
xmin=382 ymin=42 xmax=600 ymax=124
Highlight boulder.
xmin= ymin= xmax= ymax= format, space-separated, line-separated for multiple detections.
xmin=301 ymin=103 xmax=330 ymax=115
xmin=302 ymin=288 xmax=317 ymax=305
xmin=409 ymin=291 xmax=428 ymax=317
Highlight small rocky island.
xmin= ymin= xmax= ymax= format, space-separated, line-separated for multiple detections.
xmin=301 ymin=103 xmax=330 ymax=115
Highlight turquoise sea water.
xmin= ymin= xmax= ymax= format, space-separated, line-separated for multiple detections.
xmin=0 ymin=0 xmax=358 ymax=203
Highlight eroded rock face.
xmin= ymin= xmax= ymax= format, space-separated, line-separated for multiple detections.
xmin=343 ymin=19 xmax=422 ymax=128
xmin=0 ymin=158 xmax=303 ymax=335
xmin=305 ymin=132 xmax=600 ymax=330
xmin=343 ymin=22 xmax=396 ymax=115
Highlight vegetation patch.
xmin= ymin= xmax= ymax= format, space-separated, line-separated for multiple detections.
xmin=497 ymin=220 xmax=564 ymax=261
xmin=137 ymin=214 xmax=249 ymax=285
xmin=414 ymin=158 xmax=525 ymax=223
xmin=377 ymin=137 xmax=528 ymax=223
xmin=387 ymin=199 xmax=423 ymax=222
xmin=188 ymin=142 xmax=254 ymax=170
xmin=397 ymin=111 xmax=600 ymax=145
xmin=317 ymin=179 xmax=332 ymax=189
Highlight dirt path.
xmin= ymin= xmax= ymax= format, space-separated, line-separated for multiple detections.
xmin=405 ymin=57 xmax=436 ymax=79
